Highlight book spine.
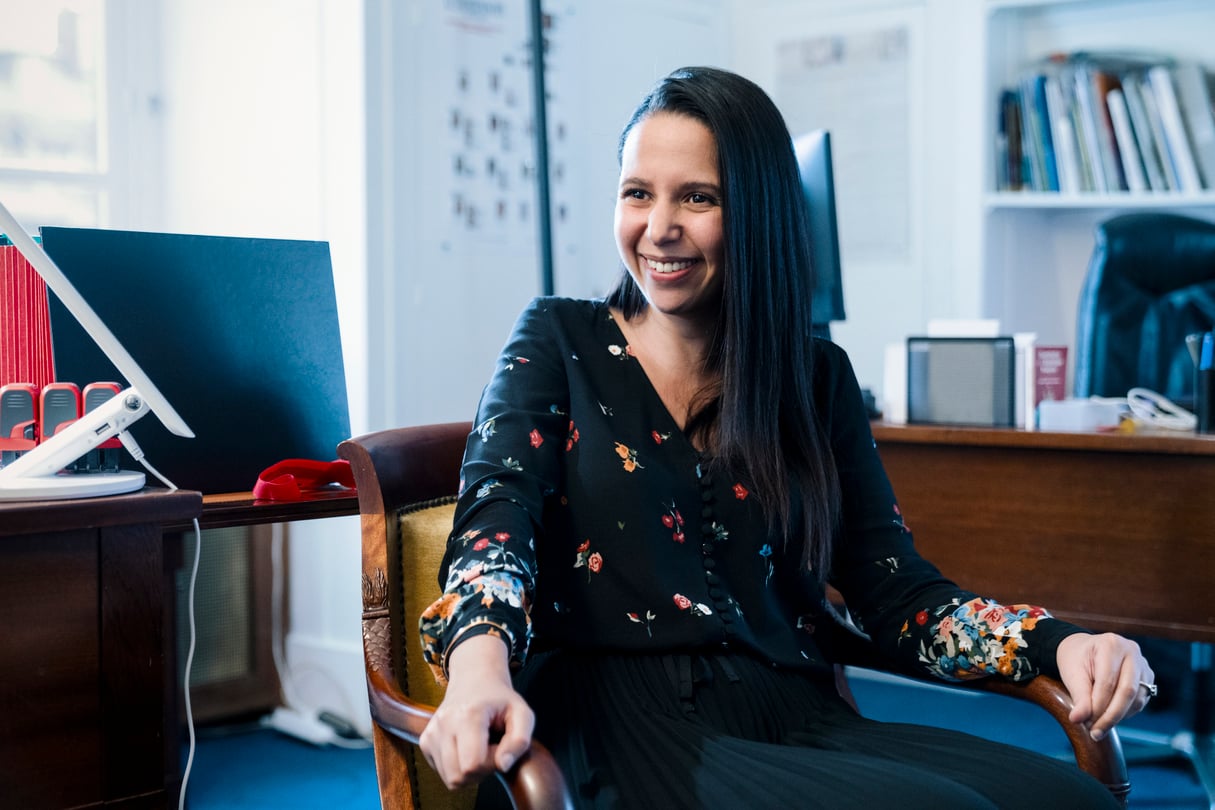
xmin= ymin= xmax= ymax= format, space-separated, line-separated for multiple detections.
xmin=1171 ymin=62 xmax=1215 ymax=189
xmin=1120 ymin=73 xmax=1167 ymax=192
xmin=1148 ymin=64 xmax=1203 ymax=192
xmin=1072 ymin=65 xmax=1110 ymax=193
xmin=1045 ymin=75 xmax=1082 ymax=194
xmin=1091 ymin=69 xmax=1128 ymax=191
xmin=1106 ymin=88 xmax=1148 ymax=192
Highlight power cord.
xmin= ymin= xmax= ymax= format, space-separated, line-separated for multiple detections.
xmin=1093 ymin=388 xmax=1198 ymax=432
xmin=117 ymin=431 xmax=201 ymax=810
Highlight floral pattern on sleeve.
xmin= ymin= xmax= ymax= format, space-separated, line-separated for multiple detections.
xmin=898 ymin=596 xmax=1052 ymax=682
xmin=420 ymin=524 xmax=535 ymax=685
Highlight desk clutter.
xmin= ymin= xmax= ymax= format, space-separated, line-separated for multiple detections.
xmin=1 ymin=223 xmax=351 ymax=494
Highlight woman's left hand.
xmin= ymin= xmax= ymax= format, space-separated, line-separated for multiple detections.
xmin=1056 ymin=632 xmax=1155 ymax=741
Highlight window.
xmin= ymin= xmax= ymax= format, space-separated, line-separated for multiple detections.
xmin=0 ymin=0 xmax=159 ymax=230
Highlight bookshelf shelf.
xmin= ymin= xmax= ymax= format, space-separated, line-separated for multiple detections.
xmin=985 ymin=191 xmax=1215 ymax=211
xmin=979 ymin=0 xmax=1215 ymax=378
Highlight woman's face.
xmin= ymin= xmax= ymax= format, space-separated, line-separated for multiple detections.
xmin=614 ymin=111 xmax=724 ymax=326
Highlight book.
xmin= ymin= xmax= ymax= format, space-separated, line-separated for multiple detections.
xmin=1148 ymin=64 xmax=1204 ymax=192
xmin=1120 ymin=73 xmax=1168 ymax=192
xmin=1034 ymin=346 xmax=1069 ymax=409
xmin=1137 ymin=73 xmax=1181 ymax=190
xmin=1044 ymin=74 xmax=1082 ymax=194
xmin=1072 ymin=64 xmax=1110 ymax=192
xmin=1106 ymin=88 xmax=1148 ymax=192
xmin=1000 ymin=89 xmax=1025 ymax=191
xmin=1090 ymin=68 xmax=1128 ymax=190
xmin=1 ymin=243 xmax=56 ymax=391
xmin=1171 ymin=62 xmax=1215 ymax=189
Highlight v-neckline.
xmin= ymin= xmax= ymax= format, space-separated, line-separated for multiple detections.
xmin=601 ymin=304 xmax=709 ymax=455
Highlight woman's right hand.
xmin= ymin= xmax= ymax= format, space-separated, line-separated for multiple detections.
xmin=419 ymin=634 xmax=536 ymax=790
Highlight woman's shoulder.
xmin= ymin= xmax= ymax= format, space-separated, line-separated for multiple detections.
xmin=810 ymin=336 xmax=855 ymax=377
xmin=519 ymin=296 xmax=613 ymax=331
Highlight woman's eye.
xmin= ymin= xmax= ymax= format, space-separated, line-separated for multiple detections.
xmin=688 ymin=192 xmax=715 ymax=205
xmin=622 ymin=188 xmax=647 ymax=200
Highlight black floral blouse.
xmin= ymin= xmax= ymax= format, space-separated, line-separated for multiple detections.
xmin=420 ymin=298 xmax=1085 ymax=684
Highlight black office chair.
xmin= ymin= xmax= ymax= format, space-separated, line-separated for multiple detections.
xmin=1074 ymin=211 xmax=1215 ymax=803
xmin=1074 ymin=212 xmax=1215 ymax=406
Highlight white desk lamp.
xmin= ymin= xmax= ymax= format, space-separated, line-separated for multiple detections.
xmin=0 ymin=200 xmax=194 ymax=499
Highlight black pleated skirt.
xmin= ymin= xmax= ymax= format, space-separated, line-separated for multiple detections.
xmin=478 ymin=649 xmax=1120 ymax=810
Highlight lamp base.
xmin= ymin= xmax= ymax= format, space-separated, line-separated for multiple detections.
xmin=0 ymin=470 xmax=146 ymax=500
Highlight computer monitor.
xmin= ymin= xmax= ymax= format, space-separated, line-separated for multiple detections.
xmin=793 ymin=129 xmax=846 ymax=338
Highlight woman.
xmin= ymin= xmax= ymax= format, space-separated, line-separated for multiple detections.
xmin=417 ymin=66 xmax=1153 ymax=809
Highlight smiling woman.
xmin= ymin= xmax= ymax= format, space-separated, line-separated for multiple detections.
xmin=612 ymin=111 xmax=724 ymax=330
xmin=413 ymin=66 xmax=1148 ymax=810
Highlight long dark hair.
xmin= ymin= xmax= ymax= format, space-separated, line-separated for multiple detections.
xmin=606 ymin=66 xmax=841 ymax=578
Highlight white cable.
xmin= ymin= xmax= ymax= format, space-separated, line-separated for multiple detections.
xmin=1126 ymin=387 xmax=1198 ymax=431
xmin=178 ymin=517 xmax=201 ymax=810
xmin=122 ymin=432 xmax=199 ymax=810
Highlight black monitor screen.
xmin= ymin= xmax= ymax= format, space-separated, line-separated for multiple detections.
xmin=41 ymin=226 xmax=351 ymax=495
xmin=794 ymin=129 xmax=846 ymax=332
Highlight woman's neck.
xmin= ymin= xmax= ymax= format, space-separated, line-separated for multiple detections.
xmin=612 ymin=306 xmax=717 ymax=433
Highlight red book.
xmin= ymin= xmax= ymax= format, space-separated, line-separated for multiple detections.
xmin=1 ymin=243 xmax=56 ymax=389
xmin=1034 ymin=346 xmax=1069 ymax=406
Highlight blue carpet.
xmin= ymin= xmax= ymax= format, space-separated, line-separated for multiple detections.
xmin=184 ymin=722 xmax=379 ymax=809
xmin=185 ymin=675 xmax=1207 ymax=808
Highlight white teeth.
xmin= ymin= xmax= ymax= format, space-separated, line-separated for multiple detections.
xmin=647 ymin=259 xmax=693 ymax=274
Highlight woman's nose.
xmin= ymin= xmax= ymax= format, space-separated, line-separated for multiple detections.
xmin=647 ymin=203 xmax=680 ymax=243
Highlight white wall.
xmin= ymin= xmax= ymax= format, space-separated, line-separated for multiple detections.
xmin=365 ymin=0 xmax=730 ymax=431
xmin=158 ymin=0 xmax=369 ymax=733
xmin=730 ymin=0 xmax=986 ymax=402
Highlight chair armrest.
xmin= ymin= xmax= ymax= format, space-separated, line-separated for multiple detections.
xmin=366 ymin=667 xmax=574 ymax=810
xmin=966 ymin=675 xmax=1129 ymax=807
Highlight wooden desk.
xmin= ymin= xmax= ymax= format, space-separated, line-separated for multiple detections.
xmin=0 ymin=488 xmax=202 ymax=810
xmin=872 ymin=423 xmax=1215 ymax=643
xmin=172 ymin=487 xmax=358 ymax=531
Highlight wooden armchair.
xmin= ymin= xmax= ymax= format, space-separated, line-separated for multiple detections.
xmin=338 ymin=422 xmax=1130 ymax=810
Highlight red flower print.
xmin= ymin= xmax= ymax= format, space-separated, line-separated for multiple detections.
xmin=661 ymin=501 xmax=685 ymax=541
xmin=673 ymin=593 xmax=692 ymax=610
xmin=529 ymin=429 xmax=543 ymax=448
xmin=515 ymin=357 xmax=529 ymax=363
xmin=733 ymin=483 xmax=749 ymax=500
xmin=651 ymin=430 xmax=670 ymax=444
xmin=494 ymin=532 xmax=510 ymax=542
xmin=627 ymin=612 xmax=639 ymax=621
xmin=575 ymin=541 xmax=600 ymax=581
xmin=979 ymin=604 xmax=1008 ymax=626
xmin=915 ymin=610 xmax=929 ymax=626
xmin=566 ymin=421 xmax=580 ymax=452
xmin=473 ymin=537 xmax=490 ymax=551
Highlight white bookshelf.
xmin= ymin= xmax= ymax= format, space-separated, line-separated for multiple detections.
xmin=979 ymin=0 xmax=1215 ymax=373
